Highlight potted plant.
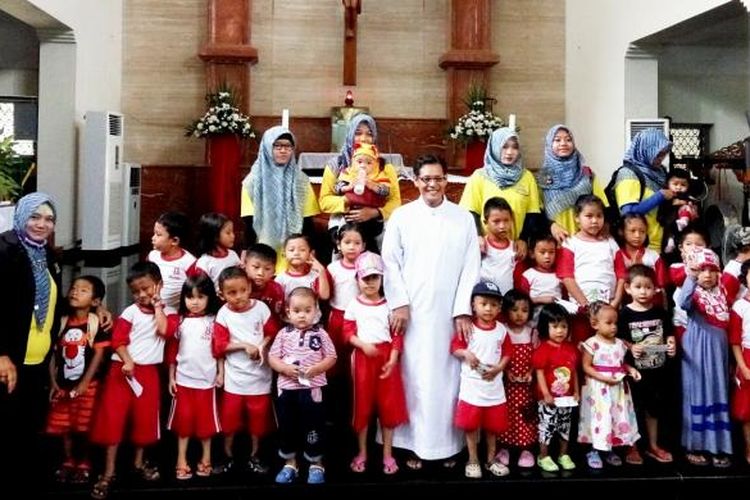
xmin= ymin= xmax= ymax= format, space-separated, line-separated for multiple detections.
xmin=448 ymin=84 xmax=504 ymax=175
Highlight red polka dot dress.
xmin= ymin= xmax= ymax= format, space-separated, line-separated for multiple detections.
xmin=497 ymin=326 xmax=537 ymax=448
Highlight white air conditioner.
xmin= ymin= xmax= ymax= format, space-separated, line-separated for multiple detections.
xmin=79 ymin=112 xmax=124 ymax=251
xmin=79 ymin=253 xmax=139 ymax=314
xmin=625 ymin=118 xmax=671 ymax=167
xmin=122 ymin=162 xmax=141 ymax=247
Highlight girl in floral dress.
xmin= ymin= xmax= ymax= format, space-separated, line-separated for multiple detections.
xmin=496 ymin=290 xmax=538 ymax=469
xmin=578 ymin=302 xmax=641 ymax=469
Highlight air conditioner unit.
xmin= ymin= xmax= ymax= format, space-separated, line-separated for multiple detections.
xmin=122 ymin=162 xmax=141 ymax=247
xmin=79 ymin=112 xmax=124 ymax=251
xmin=625 ymin=118 xmax=671 ymax=167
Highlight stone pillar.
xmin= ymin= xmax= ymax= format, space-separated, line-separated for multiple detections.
xmin=199 ymin=0 xmax=258 ymax=114
xmin=439 ymin=0 xmax=499 ymax=167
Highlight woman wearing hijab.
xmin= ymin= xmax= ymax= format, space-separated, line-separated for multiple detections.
xmin=537 ymin=124 xmax=608 ymax=243
xmin=240 ymin=126 xmax=320 ymax=270
xmin=0 ymin=192 xmax=63 ymax=482
xmin=459 ymin=127 xmax=542 ymax=256
xmin=318 ymin=113 xmax=401 ymax=250
xmin=613 ymin=128 xmax=674 ymax=252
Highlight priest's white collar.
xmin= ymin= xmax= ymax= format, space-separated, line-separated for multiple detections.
xmin=416 ymin=195 xmax=447 ymax=213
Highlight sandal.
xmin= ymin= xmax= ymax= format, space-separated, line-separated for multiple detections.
xmin=485 ymin=459 xmax=510 ymax=477
xmin=134 ymin=461 xmax=161 ymax=481
xmin=686 ymin=452 xmax=709 ymax=466
xmin=644 ymin=447 xmax=672 ymax=463
xmin=175 ymin=465 xmax=192 ymax=480
xmin=604 ymin=451 xmax=622 ymax=467
xmin=350 ymin=454 xmax=367 ymax=473
xmin=625 ymin=447 xmax=644 ymax=465
xmin=383 ymin=456 xmax=399 ymax=475
xmin=196 ymin=462 xmax=212 ymax=477
xmin=712 ymin=455 xmax=732 ymax=468
xmin=55 ymin=460 xmax=76 ymax=483
xmin=71 ymin=462 xmax=92 ymax=484
xmin=405 ymin=456 xmax=422 ymax=471
xmin=90 ymin=474 xmax=114 ymax=500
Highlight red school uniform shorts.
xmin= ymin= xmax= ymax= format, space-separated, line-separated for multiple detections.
xmin=220 ymin=391 xmax=274 ymax=437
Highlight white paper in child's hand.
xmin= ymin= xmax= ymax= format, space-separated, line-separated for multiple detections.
xmin=126 ymin=376 xmax=144 ymax=398
xmin=555 ymin=299 xmax=579 ymax=315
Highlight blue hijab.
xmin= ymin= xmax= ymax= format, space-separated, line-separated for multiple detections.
xmin=623 ymin=128 xmax=671 ymax=193
xmin=242 ymin=126 xmax=309 ymax=249
xmin=537 ymin=124 xmax=592 ymax=220
xmin=481 ymin=127 xmax=524 ymax=188
xmin=331 ymin=113 xmax=378 ymax=175
xmin=13 ymin=192 xmax=56 ymax=327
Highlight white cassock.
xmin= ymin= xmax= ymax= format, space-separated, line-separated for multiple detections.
xmin=382 ymin=196 xmax=480 ymax=460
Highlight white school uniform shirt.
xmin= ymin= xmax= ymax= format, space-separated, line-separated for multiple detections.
xmin=382 ymin=196 xmax=480 ymax=460
xmin=175 ymin=315 xmax=217 ymax=389
xmin=148 ymin=249 xmax=197 ymax=314
xmin=195 ymin=250 xmax=241 ymax=291
xmin=328 ymin=259 xmax=359 ymax=311
xmin=519 ymin=267 xmax=562 ymax=301
xmin=732 ymin=298 xmax=750 ymax=349
xmin=723 ymin=259 xmax=747 ymax=302
xmin=112 ymin=304 xmax=165 ymax=365
xmin=344 ymin=297 xmax=392 ymax=344
xmin=670 ymin=263 xmax=688 ymax=328
xmin=215 ymin=301 xmax=273 ymax=396
xmin=480 ymin=237 xmax=515 ymax=294
xmin=457 ymin=321 xmax=510 ymax=406
xmin=557 ymin=235 xmax=619 ymax=306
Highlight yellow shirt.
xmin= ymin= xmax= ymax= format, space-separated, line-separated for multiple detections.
xmin=549 ymin=177 xmax=609 ymax=236
xmin=458 ymin=169 xmax=541 ymax=240
xmin=24 ymin=274 xmax=57 ymax=365
xmin=318 ymin=163 xmax=401 ymax=220
xmin=615 ymin=178 xmax=662 ymax=252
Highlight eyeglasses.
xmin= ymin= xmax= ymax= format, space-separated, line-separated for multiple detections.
xmin=417 ymin=176 xmax=447 ymax=185
xmin=273 ymin=143 xmax=294 ymax=151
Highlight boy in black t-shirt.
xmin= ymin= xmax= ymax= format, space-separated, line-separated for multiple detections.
xmin=46 ymin=275 xmax=109 ymax=484
xmin=618 ymin=264 xmax=677 ymax=465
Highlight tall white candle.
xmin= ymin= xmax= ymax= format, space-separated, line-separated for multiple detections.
xmin=508 ymin=114 xmax=516 ymax=131
xmin=282 ymin=109 xmax=290 ymax=128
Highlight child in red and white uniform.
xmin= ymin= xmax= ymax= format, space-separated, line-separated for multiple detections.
xmin=614 ymin=213 xmax=668 ymax=305
xmin=451 ymin=281 xmax=513 ymax=479
xmin=268 ymin=288 xmax=337 ymax=484
xmin=46 ymin=276 xmax=109 ymax=484
xmin=275 ymin=234 xmax=330 ymax=324
xmin=195 ymin=212 xmax=241 ymax=291
xmin=90 ymin=262 xmax=170 ymax=497
xmin=516 ymin=233 xmax=562 ymax=324
xmin=479 ymin=197 xmax=517 ymax=294
xmin=148 ymin=211 xmax=196 ymax=314
xmin=344 ymin=252 xmax=407 ymax=475
xmin=212 ymin=267 xmax=279 ymax=475
xmin=721 ymin=226 xmax=750 ymax=302
xmin=244 ymin=243 xmax=285 ymax=326
xmin=669 ymin=224 xmax=709 ymax=342
xmin=327 ymin=223 xmax=365 ymax=357
xmin=729 ymin=259 xmax=750 ymax=464
xmin=557 ymin=195 xmax=620 ymax=343
xmin=166 ymin=273 xmax=223 ymax=480
xmin=496 ymin=290 xmax=538 ymax=470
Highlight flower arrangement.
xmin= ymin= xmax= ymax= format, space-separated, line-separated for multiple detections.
xmin=185 ymin=89 xmax=256 ymax=139
xmin=448 ymin=84 xmax=504 ymax=143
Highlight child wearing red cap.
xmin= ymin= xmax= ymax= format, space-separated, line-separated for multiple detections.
xmin=343 ymin=251 xmax=408 ymax=475
xmin=679 ymin=248 xmax=733 ymax=467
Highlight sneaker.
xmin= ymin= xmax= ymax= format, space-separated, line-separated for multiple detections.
xmin=537 ymin=456 xmax=560 ymax=473
xmin=275 ymin=464 xmax=298 ymax=484
xmin=495 ymin=448 xmax=510 ymax=466
xmin=246 ymin=456 xmax=269 ymax=474
xmin=307 ymin=465 xmax=325 ymax=484
xmin=605 ymin=451 xmax=622 ymax=467
xmin=558 ymin=454 xmax=576 ymax=471
xmin=464 ymin=462 xmax=482 ymax=479
xmin=586 ymin=451 xmax=603 ymax=469
xmin=517 ymin=450 xmax=535 ymax=468
xmin=212 ymin=458 xmax=234 ymax=475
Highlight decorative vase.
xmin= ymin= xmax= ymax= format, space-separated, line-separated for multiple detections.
xmin=207 ymin=134 xmax=242 ymax=219
xmin=464 ymin=140 xmax=487 ymax=176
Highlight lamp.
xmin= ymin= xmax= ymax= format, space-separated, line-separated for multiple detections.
xmin=345 ymin=90 xmax=354 ymax=107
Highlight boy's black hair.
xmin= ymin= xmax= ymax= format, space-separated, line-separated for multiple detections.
xmin=414 ymin=154 xmax=447 ymax=177
xmin=245 ymin=243 xmax=278 ymax=264
xmin=501 ymin=289 xmax=532 ymax=315
xmin=676 ymin=221 xmax=710 ymax=248
xmin=218 ymin=266 xmax=249 ymax=291
xmin=666 ymin=168 xmax=691 ymax=183
xmin=740 ymin=260 xmax=750 ymax=287
xmin=536 ymin=303 xmax=569 ymax=340
xmin=288 ymin=286 xmax=317 ymax=302
xmin=283 ymin=233 xmax=311 ymax=249
xmin=483 ymin=197 xmax=514 ymax=221
xmin=126 ymin=261 xmax=162 ymax=285
xmin=157 ymin=211 xmax=190 ymax=246
xmin=574 ymin=194 xmax=606 ymax=216
xmin=178 ymin=272 xmax=220 ymax=316
xmin=72 ymin=275 xmax=106 ymax=301
xmin=197 ymin=212 xmax=231 ymax=256
xmin=626 ymin=263 xmax=656 ymax=285
xmin=529 ymin=232 xmax=557 ymax=251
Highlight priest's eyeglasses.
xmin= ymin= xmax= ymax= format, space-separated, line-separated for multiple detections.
xmin=417 ymin=175 xmax=447 ymax=185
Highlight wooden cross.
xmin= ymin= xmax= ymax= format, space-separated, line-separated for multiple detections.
xmin=343 ymin=0 xmax=361 ymax=85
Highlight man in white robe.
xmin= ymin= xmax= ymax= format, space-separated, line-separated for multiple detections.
xmin=382 ymin=154 xmax=480 ymax=464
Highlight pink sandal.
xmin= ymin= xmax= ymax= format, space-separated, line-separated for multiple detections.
xmin=383 ymin=456 xmax=399 ymax=475
xmin=350 ymin=454 xmax=367 ymax=473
